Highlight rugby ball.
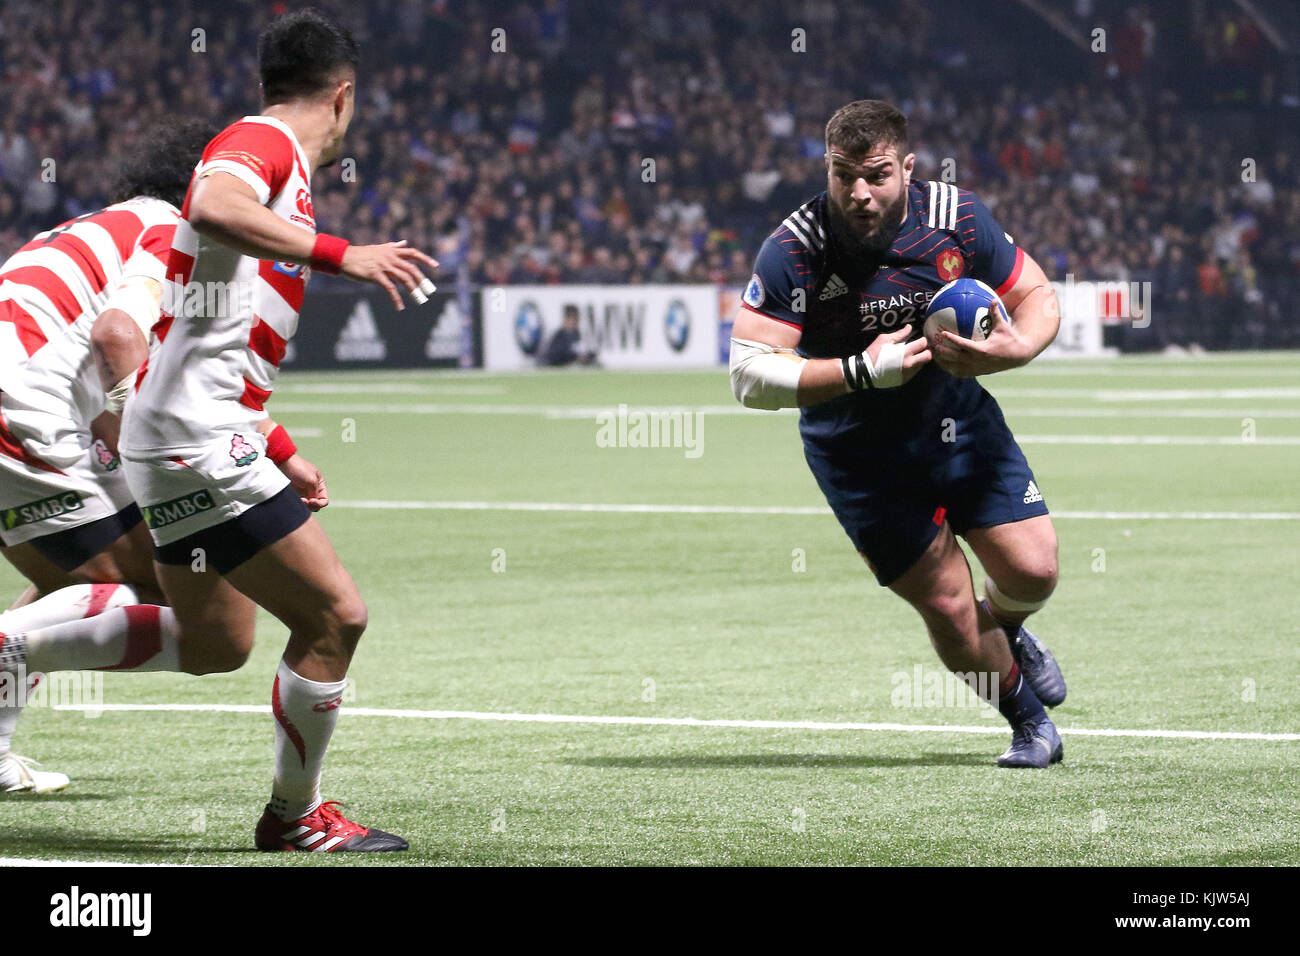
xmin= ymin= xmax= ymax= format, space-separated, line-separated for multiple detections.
xmin=923 ymin=278 xmax=1004 ymax=342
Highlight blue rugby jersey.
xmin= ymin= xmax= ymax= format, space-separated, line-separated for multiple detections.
xmin=741 ymin=181 xmax=1025 ymax=450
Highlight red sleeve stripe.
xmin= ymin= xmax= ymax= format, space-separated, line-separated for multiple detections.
xmin=0 ymin=300 xmax=50 ymax=356
xmin=203 ymin=121 xmax=295 ymax=195
xmin=994 ymin=247 xmax=1025 ymax=298
xmin=740 ymin=303 xmax=802 ymax=329
xmin=164 ymin=249 xmax=196 ymax=290
xmin=151 ymin=313 xmax=174 ymax=344
xmin=239 ymin=378 xmax=272 ymax=412
xmin=248 ymin=315 xmax=287 ymax=367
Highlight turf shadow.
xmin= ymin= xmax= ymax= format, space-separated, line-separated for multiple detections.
xmin=0 ymin=826 xmax=225 ymax=860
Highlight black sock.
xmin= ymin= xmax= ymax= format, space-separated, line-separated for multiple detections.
xmin=998 ymin=665 xmax=1047 ymax=726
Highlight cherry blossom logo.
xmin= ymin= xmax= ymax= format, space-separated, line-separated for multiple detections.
xmin=92 ymin=439 xmax=119 ymax=471
xmin=229 ymin=433 xmax=258 ymax=467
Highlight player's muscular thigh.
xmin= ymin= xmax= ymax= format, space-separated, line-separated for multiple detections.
xmin=1 ymin=543 xmax=82 ymax=597
xmin=221 ymin=516 xmax=368 ymax=672
xmin=884 ymin=526 xmax=979 ymax=644
xmin=965 ymin=516 xmax=1058 ymax=601
xmin=155 ymin=561 xmax=258 ymax=674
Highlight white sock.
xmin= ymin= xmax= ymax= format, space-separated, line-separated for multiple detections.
xmin=0 ymin=701 xmax=19 ymax=761
xmin=0 ymin=592 xmax=175 ymax=768
xmin=0 ymin=583 xmax=139 ymax=632
xmin=0 ymin=638 xmax=30 ymax=759
xmin=24 ymin=605 xmax=181 ymax=674
xmin=0 ymin=652 xmax=37 ymax=763
xmin=269 ymin=659 xmax=347 ymax=822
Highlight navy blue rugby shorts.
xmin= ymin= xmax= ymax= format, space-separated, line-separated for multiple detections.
xmin=804 ymin=402 xmax=1049 ymax=587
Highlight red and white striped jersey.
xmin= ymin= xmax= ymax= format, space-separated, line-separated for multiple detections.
xmin=124 ymin=116 xmax=314 ymax=456
xmin=0 ymin=198 xmax=177 ymax=370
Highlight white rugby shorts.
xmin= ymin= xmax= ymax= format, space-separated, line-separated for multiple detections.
xmin=121 ymin=429 xmax=291 ymax=547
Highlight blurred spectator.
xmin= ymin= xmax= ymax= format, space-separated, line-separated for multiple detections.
xmin=542 ymin=304 xmax=598 ymax=366
xmin=0 ymin=0 xmax=1294 ymax=351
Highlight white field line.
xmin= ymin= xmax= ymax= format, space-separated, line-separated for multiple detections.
xmin=49 ymin=703 xmax=1300 ymax=742
xmin=269 ymin=401 xmax=1300 ymax=422
xmin=325 ymin=500 xmax=1300 ymax=520
xmin=274 ymin=356 xmax=1300 ymax=388
xmin=278 ymin=366 xmax=1300 ymax=386
xmin=1010 ymin=408 xmax=1300 ymax=419
xmin=1019 ymin=435 xmax=1300 ymax=445
xmin=273 ymin=386 xmax=1300 ymax=404
xmin=282 ymin=383 xmax=508 ymax=395
xmin=992 ymin=387 xmax=1300 ymax=401
xmin=1011 ymin=366 xmax=1300 ymax=377
xmin=0 ymin=857 xmax=179 ymax=867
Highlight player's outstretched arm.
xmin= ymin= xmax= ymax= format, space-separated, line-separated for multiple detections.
xmin=730 ymin=308 xmax=930 ymax=409
xmin=188 ymin=172 xmax=438 ymax=311
xmin=934 ymin=250 xmax=1059 ymax=377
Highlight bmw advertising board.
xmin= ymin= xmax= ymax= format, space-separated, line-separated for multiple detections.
xmin=482 ymin=286 xmax=719 ymax=370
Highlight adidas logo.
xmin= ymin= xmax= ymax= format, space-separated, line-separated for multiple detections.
xmin=818 ymin=274 xmax=848 ymax=301
xmin=334 ymin=299 xmax=388 ymax=361
xmin=1023 ymin=480 xmax=1044 ymax=504
xmin=425 ymin=299 xmax=462 ymax=361
xmin=281 ymin=824 xmax=347 ymax=852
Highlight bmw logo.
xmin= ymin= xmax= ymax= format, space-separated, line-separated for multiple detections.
xmin=514 ymin=301 xmax=542 ymax=354
xmin=664 ymin=299 xmax=690 ymax=352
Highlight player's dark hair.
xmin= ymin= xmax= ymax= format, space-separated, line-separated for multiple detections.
xmin=258 ymin=7 xmax=359 ymax=105
xmin=109 ymin=119 xmax=218 ymax=209
xmin=825 ymin=100 xmax=908 ymax=157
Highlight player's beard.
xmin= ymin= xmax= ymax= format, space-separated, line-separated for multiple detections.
xmin=827 ymin=190 xmax=906 ymax=263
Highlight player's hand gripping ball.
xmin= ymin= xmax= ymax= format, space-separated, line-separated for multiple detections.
xmin=923 ymin=278 xmax=1005 ymax=345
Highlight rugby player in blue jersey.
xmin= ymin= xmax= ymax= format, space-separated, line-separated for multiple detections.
xmin=730 ymin=100 xmax=1067 ymax=767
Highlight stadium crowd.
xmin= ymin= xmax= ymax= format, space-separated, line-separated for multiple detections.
xmin=1 ymin=0 xmax=1296 ymax=347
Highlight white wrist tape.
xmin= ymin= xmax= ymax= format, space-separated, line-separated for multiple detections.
xmin=842 ymin=339 xmax=908 ymax=390
xmin=729 ymin=337 xmax=806 ymax=410
xmin=104 ymin=371 xmax=134 ymax=416
xmin=100 ymin=277 xmax=161 ymax=338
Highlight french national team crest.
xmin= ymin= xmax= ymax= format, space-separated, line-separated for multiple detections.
xmin=229 ymin=433 xmax=258 ymax=467
xmin=936 ymin=250 xmax=964 ymax=282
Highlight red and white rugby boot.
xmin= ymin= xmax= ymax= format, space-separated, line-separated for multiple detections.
xmin=255 ymin=800 xmax=409 ymax=852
